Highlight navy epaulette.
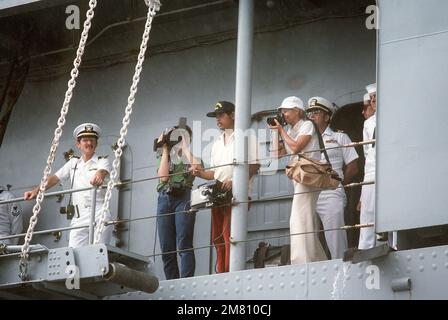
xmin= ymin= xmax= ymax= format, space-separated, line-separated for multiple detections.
xmin=98 ymin=155 xmax=108 ymax=159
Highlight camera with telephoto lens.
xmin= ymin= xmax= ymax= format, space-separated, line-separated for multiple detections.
xmin=266 ymin=113 xmax=286 ymax=126
xmin=153 ymin=129 xmax=183 ymax=151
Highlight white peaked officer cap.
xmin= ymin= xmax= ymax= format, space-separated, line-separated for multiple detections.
xmin=363 ymin=93 xmax=371 ymax=103
xmin=307 ymin=96 xmax=335 ymax=115
xmin=73 ymin=123 xmax=102 ymax=139
xmin=366 ymin=83 xmax=377 ymax=94
xmin=277 ymin=96 xmax=305 ymax=111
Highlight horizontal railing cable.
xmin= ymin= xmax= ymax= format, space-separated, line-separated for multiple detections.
xmin=1 ymin=138 xmax=376 ymax=206
xmin=0 ymin=180 xmax=374 ymax=242
xmin=144 ymin=223 xmax=375 ymax=258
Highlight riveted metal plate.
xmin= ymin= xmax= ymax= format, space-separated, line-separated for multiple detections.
xmin=106 ymin=244 xmax=448 ymax=300
xmin=47 ymin=247 xmax=75 ymax=281
xmin=107 ymin=264 xmax=307 ymax=300
xmin=73 ymin=244 xmax=109 ymax=278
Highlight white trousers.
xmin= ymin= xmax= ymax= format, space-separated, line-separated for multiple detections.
xmin=69 ymin=224 xmax=113 ymax=248
xmin=316 ymin=188 xmax=348 ymax=259
xmin=290 ymin=181 xmax=327 ymax=265
xmin=69 ymin=207 xmax=113 ymax=248
xmin=358 ymin=184 xmax=376 ymax=250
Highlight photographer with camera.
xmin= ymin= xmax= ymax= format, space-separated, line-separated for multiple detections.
xmin=23 ymin=123 xmax=112 ymax=248
xmin=155 ymin=124 xmax=202 ymax=280
xmin=192 ymin=101 xmax=260 ymax=273
xmin=268 ymin=96 xmax=327 ymax=265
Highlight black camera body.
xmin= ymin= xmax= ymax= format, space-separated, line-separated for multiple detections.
xmin=166 ymin=182 xmax=187 ymax=197
xmin=190 ymin=180 xmax=232 ymax=210
xmin=266 ymin=113 xmax=286 ymax=126
xmin=153 ymin=132 xmax=181 ymax=151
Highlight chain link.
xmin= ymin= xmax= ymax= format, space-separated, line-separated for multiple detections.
xmin=94 ymin=1 xmax=160 ymax=243
xmin=18 ymin=0 xmax=98 ymax=281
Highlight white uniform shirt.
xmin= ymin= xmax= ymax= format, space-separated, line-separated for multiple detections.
xmin=210 ymin=130 xmax=258 ymax=194
xmin=285 ymin=119 xmax=320 ymax=161
xmin=363 ymin=114 xmax=376 ymax=180
xmin=55 ymin=154 xmax=110 ymax=224
xmin=0 ymin=189 xmax=22 ymax=244
xmin=321 ymin=127 xmax=359 ymax=181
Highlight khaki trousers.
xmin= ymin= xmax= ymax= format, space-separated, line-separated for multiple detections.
xmin=290 ymin=181 xmax=327 ymax=265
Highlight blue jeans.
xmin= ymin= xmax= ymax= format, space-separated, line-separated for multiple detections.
xmin=157 ymin=190 xmax=196 ymax=279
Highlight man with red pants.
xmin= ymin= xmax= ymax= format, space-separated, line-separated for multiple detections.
xmin=193 ymin=101 xmax=259 ymax=273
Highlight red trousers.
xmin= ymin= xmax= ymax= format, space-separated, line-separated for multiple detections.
xmin=211 ymin=200 xmax=251 ymax=273
xmin=211 ymin=205 xmax=232 ymax=273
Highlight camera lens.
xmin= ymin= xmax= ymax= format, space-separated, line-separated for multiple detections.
xmin=266 ymin=117 xmax=275 ymax=126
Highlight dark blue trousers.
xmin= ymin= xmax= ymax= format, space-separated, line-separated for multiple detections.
xmin=157 ymin=190 xmax=196 ymax=279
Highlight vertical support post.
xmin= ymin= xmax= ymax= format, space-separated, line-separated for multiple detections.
xmin=89 ymin=187 xmax=97 ymax=245
xmin=230 ymin=0 xmax=254 ymax=272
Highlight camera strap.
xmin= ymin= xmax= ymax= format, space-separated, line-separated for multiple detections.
xmin=311 ymin=122 xmax=332 ymax=165
xmin=67 ymin=159 xmax=79 ymax=209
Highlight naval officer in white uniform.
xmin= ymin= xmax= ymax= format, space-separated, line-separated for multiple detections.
xmin=24 ymin=123 xmax=112 ymax=248
xmin=306 ymin=97 xmax=359 ymax=259
xmin=358 ymin=83 xmax=377 ymax=249
xmin=0 ymin=187 xmax=23 ymax=245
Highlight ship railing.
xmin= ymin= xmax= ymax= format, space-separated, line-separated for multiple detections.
xmin=0 ymin=139 xmax=375 ymax=263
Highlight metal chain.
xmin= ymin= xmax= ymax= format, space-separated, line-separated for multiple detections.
xmin=94 ymin=1 xmax=160 ymax=243
xmin=18 ymin=0 xmax=98 ymax=281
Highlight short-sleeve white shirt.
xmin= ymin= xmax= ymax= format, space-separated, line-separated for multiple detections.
xmin=285 ymin=120 xmax=320 ymax=161
xmin=321 ymin=127 xmax=359 ymax=181
xmin=55 ymin=154 xmax=110 ymax=223
xmin=210 ymin=130 xmax=258 ymax=194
